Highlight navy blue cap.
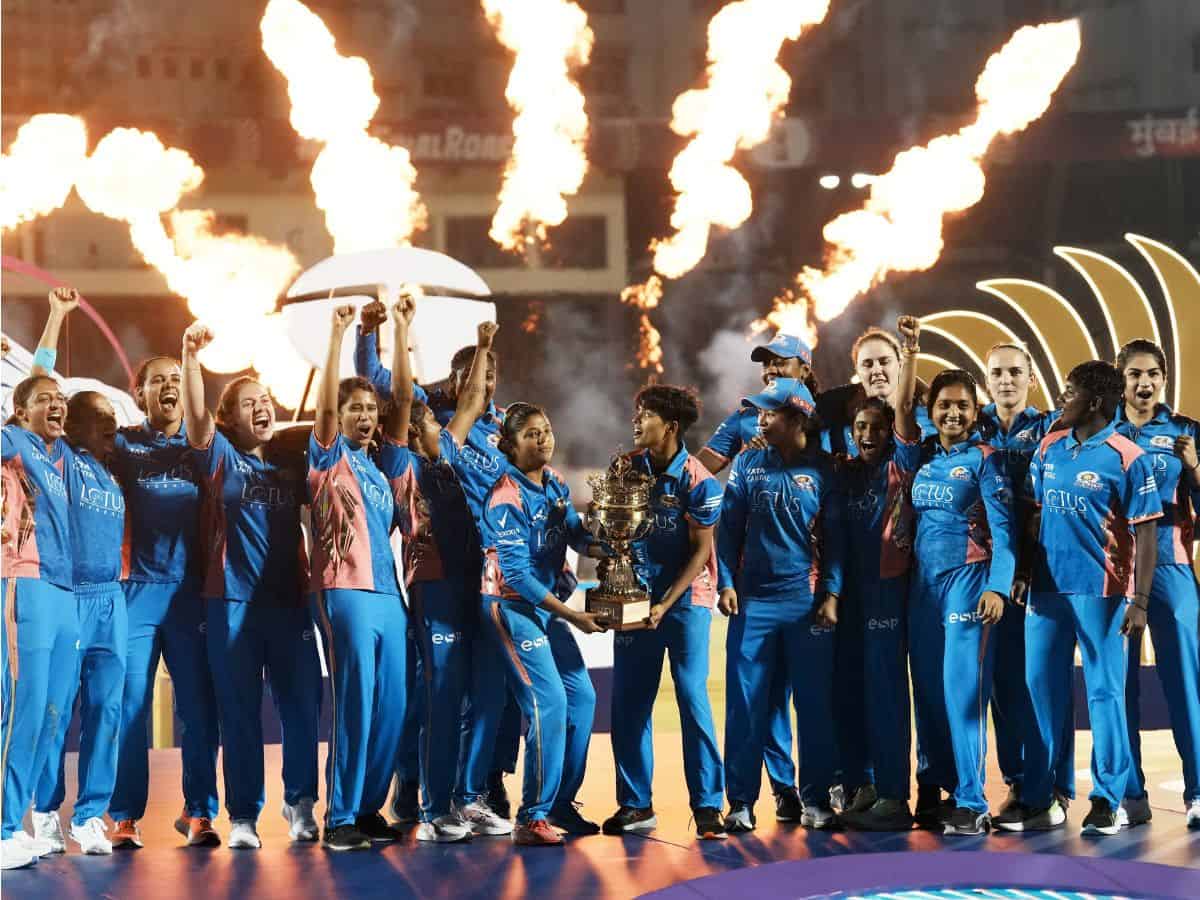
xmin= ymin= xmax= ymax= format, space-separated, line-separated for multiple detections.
xmin=750 ymin=333 xmax=813 ymax=366
xmin=741 ymin=378 xmax=816 ymax=415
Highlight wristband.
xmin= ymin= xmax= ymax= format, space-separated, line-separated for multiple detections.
xmin=32 ymin=348 xmax=56 ymax=371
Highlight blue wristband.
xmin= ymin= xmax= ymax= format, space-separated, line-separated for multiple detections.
xmin=32 ymin=348 xmax=57 ymax=371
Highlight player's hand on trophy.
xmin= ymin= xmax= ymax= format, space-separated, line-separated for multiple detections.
xmin=647 ymin=603 xmax=669 ymax=629
xmin=570 ymin=609 xmax=607 ymax=634
xmin=717 ymin=588 xmax=739 ymax=617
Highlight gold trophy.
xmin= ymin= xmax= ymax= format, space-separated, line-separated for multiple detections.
xmin=585 ymin=454 xmax=655 ymax=631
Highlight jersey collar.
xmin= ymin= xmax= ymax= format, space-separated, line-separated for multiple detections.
xmin=1066 ymin=419 xmax=1119 ymax=450
xmin=980 ymin=403 xmax=1040 ymax=436
xmin=633 ymin=443 xmax=689 ymax=481
xmin=931 ymin=433 xmax=980 ymax=456
xmin=1115 ymin=402 xmax=1172 ymax=427
xmin=141 ymin=417 xmax=187 ymax=442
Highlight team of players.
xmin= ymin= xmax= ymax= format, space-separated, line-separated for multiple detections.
xmin=2 ymin=289 xmax=1199 ymax=869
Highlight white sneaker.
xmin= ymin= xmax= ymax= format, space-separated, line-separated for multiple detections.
xmin=1 ymin=837 xmax=36 ymax=870
xmin=69 ymin=817 xmax=113 ymax=855
xmin=281 ymin=799 xmax=319 ymax=842
xmin=1187 ymin=799 xmax=1200 ymax=830
xmin=12 ymin=830 xmax=55 ymax=858
xmin=31 ymin=811 xmax=66 ymax=854
xmin=454 ymin=799 xmax=513 ymax=835
xmin=415 ymin=814 xmax=473 ymax=843
xmin=228 ymin=820 xmax=261 ymax=850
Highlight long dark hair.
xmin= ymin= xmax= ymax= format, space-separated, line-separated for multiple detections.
xmin=131 ymin=355 xmax=180 ymax=411
xmin=497 ymin=401 xmax=548 ymax=462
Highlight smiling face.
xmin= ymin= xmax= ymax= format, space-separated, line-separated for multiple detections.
xmin=511 ymin=412 xmax=555 ymax=470
xmin=137 ymin=358 xmax=183 ymax=428
xmin=986 ymin=347 xmax=1034 ymax=413
xmin=855 ymin=338 xmax=900 ymax=400
xmin=759 ymin=352 xmax=809 ymax=386
xmin=852 ymin=405 xmax=890 ymax=465
xmin=223 ymin=381 xmax=275 ymax=449
xmin=339 ymin=387 xmax=379 ymax=448
xmin=16 ymin=377 xmax=68 ymax=443
xmin=930 ymin=383 xmax=977 ymax=443
xmin=1121 ymin=352 xmax=1164 ymax=416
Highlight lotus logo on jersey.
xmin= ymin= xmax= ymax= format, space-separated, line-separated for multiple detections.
xmin=1150 ymin=435 xmax=1173 ymax=449
xmin=791 ymin=474 xmax=816 ymax=491
xmin=1075 ymin=471 xmax=1103 ymax=490
xmin=949 ymin=466 xmax=971 ymax=481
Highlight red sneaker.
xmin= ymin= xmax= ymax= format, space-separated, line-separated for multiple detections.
xmin=175 ymin=813 xmax=221 ymax=847
xmin=513 ymin=819 xmax=565 ymax=846
xmin=111 ymin=819 xmax=143 ymax=849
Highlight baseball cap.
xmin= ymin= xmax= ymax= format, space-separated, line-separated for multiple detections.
xmin=750 ymin=333 xmax=813 ymax=367
xmin=741 ymin=378 xmax=816 ymax=414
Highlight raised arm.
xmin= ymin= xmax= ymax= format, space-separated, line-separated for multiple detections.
xmin=354 ymin=296 xmax=393 ymax=400
xmin=384 ymin=291 xmax=417 ymax=442
xmin=315 ymin=305 xmax=356 ymax=447
xmin=445 ymin=321 xmax=499 ymax=447
xmin=894 ymin=315 xmax=921 ymax=441
xmin=180 ymin=322 xmax=216 ymax=449
xmin=30 ymin=288 xmax=80 ymax=376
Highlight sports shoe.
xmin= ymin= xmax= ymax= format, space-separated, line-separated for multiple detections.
xmin=845 ymin=784 xmax=878 ymax=815
xmin=547 ymin=803 xmax=601 ymax=836
xmin=415 ymin=814 xmax=473 ymax=843
xmin=993 ymin=801 xmax=1066 ymax=832
xmin=174 ymin=813 xmax=220 ymax=847
xmin=323 ymin=824 xmax=370 ymax=851
xmin=914 ymin=784 xmax=944 ymax=829
xmin=774 ymin=785 xmax=803 ymax=822
xmin=0 ymin=837 xmax=35 ymax=870
xmin=801 ymin=803 xmax=837 ymax=830
xmin=1082 ymin=797 xmax=1119 ymax=835
xmin=355 ymin=812 xmax=401 ymax=843
xmin=841 ymin=797 xmax=914 ymax=832
xmin=12 ymin=830 xmax=55 ymax=857
xmin=228 ymin=820 xmax=261 ymax=849
xmin=601 ymin=806 xmax=657 ymax=835
xmin=1187 ymin=799 xmax=1200 ymax=830
xmin=70 ymin=817 xmax=114 ymax=855
xmin=694 ymin=806 xmax=726 ymax=840
xmin=31 ymin=811 xmax=66 ymax=854
xmin=110 ymin=819 xmax=143 ymax=849
xmin=943 ymin=806 xmax=990 ymax=836
xmin=455 ymin=799 xmax=514 ymax=836
xmin=485 ymin=771 xmax=512 ymax=820
xmin=282 ymin=798 xmax=319 ymax=842
xmin=829 ymin=784 xmax=846 ymax=812
xmin=996 ymin=783 xmax=1022 ymax=820
xmin=390 ymin=778 xmax=420 ymax=825
xmin=724 ymin=803 xmax=756 ymax=833
xmin=513 ymin=818 xmax=564 ymax=846
xmin=1119 ymin=794 xmax=1152 ymax=827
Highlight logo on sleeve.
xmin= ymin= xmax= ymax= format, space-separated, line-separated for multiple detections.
xmin=1074 ymin=471 xmax=1103 ymax=490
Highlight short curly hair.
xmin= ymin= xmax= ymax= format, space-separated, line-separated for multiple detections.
xmin=1066 ymin=360 xmax=1123 ymax=418
xmin=634 ymin=384 xmax=701 ymax=436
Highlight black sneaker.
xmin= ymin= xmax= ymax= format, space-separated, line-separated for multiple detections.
xmin=943 ymin=806 xmax=990 ymax=836
xmin=724 ymin=802 xmax=756 ymax=833
xmin=996 ymin=783 xmax=1021 ymax=819
xmin=841 ymin=797 xmax=914 ymax=832
xmin=547 ymin=803 xmax=601 ymax=836
xmin=390 ymin=779 xmax=420 ymax=825
xmin=914 ymin=785 xmax=944 ymax=829
xmin=323 ymin=824 xmax=370 ymax=851
xmin=485 ymin=771 xmax=511 ymax=821
xmin=993 ymin=801 xmax=1066 ymax=832
xmin=1082 ymin=798 xmax=1119 ymax=836
xmin=601 ymin=806 xmax=657 ymax=835
xmin=774 ymin=785 xmax=803 ymax=822
xmin=694 ymin=806 xmax=726 ymax=840
xmin=355 ymin=812 xmax=401 ymax=843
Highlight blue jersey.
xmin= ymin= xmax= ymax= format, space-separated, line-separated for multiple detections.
xmin=630 ymin=446 xmax=722 ymax=609
xmin=703 ymin=407 xmax=759 ymax=465
xmin=822 ymin=406 xmax=936 ymax=457
xmin=307 ymin=432 xmax=400 ymax=596
xmin=432 ymin=398 xmax=507 ymax=523
xmin=911 ymin=438 xmax=1016 ymax=596
xmin=976 ymin=404 xmax=1057 ymax=494
xmin=194 ymin=430 xmax=305 ymax=604
xmin=1 ymin=425 xmax=71 ymax=588
xmin=717 ymin=445 xmax=845 ymax=598
xmin=64 ymin=444 xmax=125 ymax=586
xmin=379 ymin=430 xmax=480 ymax=586
xmin=112 ymin=420 xmax=201 ymax=583
xmin=1026 ymin=423 xmax=1163 ymax=597
xmin=353 ymin=327 xmax=430 ymax=406
xmin=480 ymin=464 xmax=590 ymax=606
xmin=837 ymin=433 xmax=922 ymax=584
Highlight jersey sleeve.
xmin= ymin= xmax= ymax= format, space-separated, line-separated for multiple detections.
xmin=716 ymin=455 xmax=749 ymax=591
xmin=563 ymin=491 xmax=594 ymax=555
xmin=353 ymin=326 xmax=393 ymax=401
xmin=438 ymin=428 xmax=461 ymax=468
xmin=1 ymin=425 xmax=22 ymax=462
xmin=891 ymin=430 xmax=923 ymax=472
xmin=1025 ymin=449 xmax=1043 ymax=508
xmin=686 ymin=469 xmax=723 ymax=528
xmin=485 ymin=490 xmax=553 ymax=606
xmin=1123 ymin=452 xmax=1163 ymax=525
xmin=979 ymin=450 xmax=1017 ymax=597
xmin=189 ymin=427 xmax=234 ymax=481
xmin=378 ymin=437 xmax=418 ymax=537
xmin=308 ymin=429 xmax=344 ymax=471
xmin=703 ymin=409 xmax=748 ymax=464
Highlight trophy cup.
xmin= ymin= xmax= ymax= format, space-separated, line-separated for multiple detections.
xmin=585 ymin=454 xmax=655 ymax=630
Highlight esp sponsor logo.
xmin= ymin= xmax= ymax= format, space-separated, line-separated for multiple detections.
xmin=431 ymin=631 xmax=463 ymax=645
xmin=519 ymin=635 xmax=549 ymax=652
xmin=947 ymin=610 xmax=984 ymax=624
xmin=867 ymin=617 xmax=900 ymax=631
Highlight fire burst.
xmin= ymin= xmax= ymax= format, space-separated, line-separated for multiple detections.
xmin=765 ymin=19 xmax=1082 ymax=338
xmin=621 ymin=276 xmax=664 ymax=375
xmin=483 ymin=0 xmax=593 ymax=253
xmin=0 ymin=114 xmax=89 ymax=230
xmin=261 ymin=0 xmax=426 ymax=253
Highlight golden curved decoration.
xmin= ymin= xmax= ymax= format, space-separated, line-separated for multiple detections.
xmin=1054 ymin=245 xmax=1160 ymax=358
xmin=921 ymin=311 xmax=1053 ymax=410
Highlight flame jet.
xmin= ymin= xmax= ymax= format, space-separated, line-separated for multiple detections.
xmin=0 ymin=114 xmax=89 ymax=230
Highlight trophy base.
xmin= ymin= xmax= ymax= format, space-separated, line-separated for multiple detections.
xmin=585 ymin=589 xmax=651 ymax=631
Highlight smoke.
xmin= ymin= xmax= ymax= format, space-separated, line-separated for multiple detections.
xmin=75 ymin=0 xmax=157 ymax=82
xmin=382 ymin=1 xmax=420 ymax=51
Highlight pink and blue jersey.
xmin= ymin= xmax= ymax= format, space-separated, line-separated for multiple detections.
xmin=1026 ymin=423 xmax=1163 ymax=596
xmin=717 ymin=446 xmax=844 ymax=598
xmin=193 ymin=430 xmax=306 ymax=604
xmin=836 ymin=433 xmax=921 ymax=582
xmin=379 ymin=430 xmax=480 ymax=586
xmin=703 ymin=407 xmax=759 ymax=467
xmin=1115 ymin=404 xmax=1200 ymax=567
xmin=911 ymin=438 xmax=1017 ymax=596
xmin=307 ymin=432 xmax=401 ymax=597
xmin=977 ymin=404 xmax=1057 ymax=493
xmin=1 ymin=425 xmax=71 ymax=588
xmin=111 ymin=421 xmax=201 ymax=583
xmin=64 ymin=444 xmax=125 ymax=586
xmin=480 ymin=465 xmax=591 ymax=606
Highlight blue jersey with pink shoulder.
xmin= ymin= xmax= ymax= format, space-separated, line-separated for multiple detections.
xmin=2 ymin=424 xmax=71 ymax=588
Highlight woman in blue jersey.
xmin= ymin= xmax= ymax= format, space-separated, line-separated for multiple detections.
xmin=906 ymin=358 xmax=1016 ymax=836
xmin=478 ymin=402 xmax=607 ymax=846
xmin=1113 ymin=339 xmax=1200 ymax=830
xmin=179 ymin=322 xmax=322 ymax=850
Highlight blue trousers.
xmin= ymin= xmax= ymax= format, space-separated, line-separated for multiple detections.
xmin=482 ymin=596 xmax=595 ymax=822
xmin=109 ymin=577 xmax=219 ymax=821
xmin=1026 ymin=592 xmax=1131 ymax=808
xmin=1125 ymin=564 xmax=1200 ymax=805
xmin=908 ymin=565 xmax=956 ymax=793
xmin=314 ymin=589 xmax=408 ymax=828
xmin=206 ymin=599 xmax=321 ymax=822
xmin=614 ymin=602 xmax=723 ymax=811
xmin=34 ymin=582 xmax=127 ymax=825
xmin=859 ymin=574 xmax=911 ymax=801
xmin=393 ymin=625 xmax=420 ymax=787
xmin=1 ymin=579 xmax=78 ymax=839
xmin=834 ymin=590 xmax=873 ymax=793
xmin=724 ymin=593 xmax=835 ymax=808
xmin=763 ymin=660 xmax=796 ymax=789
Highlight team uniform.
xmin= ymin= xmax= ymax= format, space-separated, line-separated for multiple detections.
xmin=308 ymin=430 xmax=407 ymax=829
xmin=1114 ymin=404 xmax=1200 ymax=808
xmin=613 ymin=447 xmax=724 ymax=814
xmin=33 ymin=442 xmax=128 ymax=830
xmin=1023 ymin=424 xmax=1162 ymax=809
xmin=1 ymin=426 xmax=78 ymax=841
xmin=478 ymin=465 xmax=596 ymax=824
xmin=910 ymin=438 xmax=1016 ymax=815
xmin=194 ymin=430 xmax=320 ymax=826
xmin=718 ymin=445 xmax=845 ymax=810
xmin=107 ymin=421 xmax=221 ymax=824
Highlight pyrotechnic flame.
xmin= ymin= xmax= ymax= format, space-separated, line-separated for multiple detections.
xmin=261 ymin=0 xmax=426 ymax=253
xmin=620 ymin=276 xmax=664 ymax=374
xmin=765 ymin=18 xmax=1081 ymax=339
xmin=0 ymin=114 xmax=89 ymax=230
xmin=651 ymin=0 xmax=831 ymax=279
xmin=483 ymin=0 xmax=593 ymax=253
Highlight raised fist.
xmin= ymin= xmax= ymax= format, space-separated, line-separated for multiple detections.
xmin=477 ymin=321 xmax=499 ymax=346
xmin=897 ymin=315 xmax=921 ymax=353
xmin=49 ymin=287 xmax=80 ymax=315
xmin=332 ymin=304 xmax=356 ymax=330
xmin=360 ymin=299 xmax=388 ymax=332
xmin=394 ymin=292 xmax=417 ymax=327
xmin=182 ymin=321 xmax=215 ymax=354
